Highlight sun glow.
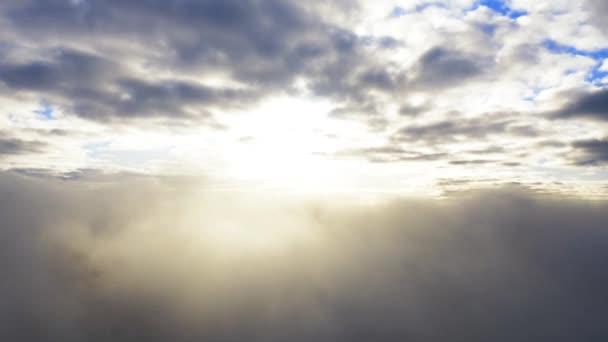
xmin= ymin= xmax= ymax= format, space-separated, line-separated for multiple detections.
xmin=218 ymin=96 xmax=367 ymax=192
xmin=184 ymin=192 xmax=325 ymax=257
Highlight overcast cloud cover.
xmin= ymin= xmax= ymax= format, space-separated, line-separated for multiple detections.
xmin=1 ymin=0 xmax=608 ymax=340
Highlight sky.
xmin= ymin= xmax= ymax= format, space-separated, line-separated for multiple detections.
xmin=1 ymin=1 xmax=608 ymax=341
xmin=1 ymin=0 xmax=608 ymax=196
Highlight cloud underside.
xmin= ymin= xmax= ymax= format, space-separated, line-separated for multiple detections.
xmin=551 ymin=89 xmax=608 ymax=121
xmin=1 ymin=172 xmax=608 ymax=341
xmin=571 ymin=138 xmax=608 ymax=165
xmin=0 ymin=0 xmax=397 ymax=121
xmin=0 ymin=0 xmax=505 ymax=124
xmin=0 ymin=1 xmax=606 ymax=121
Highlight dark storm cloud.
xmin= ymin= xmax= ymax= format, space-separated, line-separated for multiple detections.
xmin=1 ymin=172 xmax=608 ymax=341
xmin=550 ymin=89 xmax=608 ymax=121
xmin=570 ymin=138 xmax=608 ymax=165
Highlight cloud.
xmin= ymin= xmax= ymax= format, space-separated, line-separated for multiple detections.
xmin=449 ymin=159 xmax=495 ymax=165
xmin=410 ymin=47 xmax=489 ymax=88
xmin=588 ymin=0 xmax=608 ymax=33
xmin=1 ymin=172 xmax=608 ymax=341
xmin=391 ymin=114 xmax=540 ymax=144
xmin=0 ymin=0 xmax=393 ymax=121
xmin=570 ymin=138 xmax=608 ymax=165
xmin=334 ymin=146 xmax=449 ymax=163
xmin=0 ymin=134 xmax=45 ymax=156
xmin=550 ymin=89 xmax=608 ymax=121
xmin=0 ymin=47 xmax=260 ymax=121
xmin=0 ymin=0 xmax=607 ymax=192
xmin=399 ymin=103 xmax=432 ymax=116
xmin=0 ymin=48 xmax=112 ymax=90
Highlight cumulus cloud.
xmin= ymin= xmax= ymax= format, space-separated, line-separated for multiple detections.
xmin=1 ymin=172 xmax=608 ymax=341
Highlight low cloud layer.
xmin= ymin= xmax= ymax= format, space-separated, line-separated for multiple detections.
xmin=1 ymin=172 xmax=607 ymax=341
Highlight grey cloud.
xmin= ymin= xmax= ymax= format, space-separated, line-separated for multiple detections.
xmin=0 ymin=49 xmax=111 ymax=90
xmin=399 ymin=103 xmax=431 ymax=116
xmin=392 ymin=115 xmax=537 ymax=144
xmin=0 ymin=0 xmax=400 ymax=122
xmin=588 ymin=0 xmax=608 ymax=33
xmin=371 ymin=152 xmax=448 ymax=163
xmin=1 ymin=3 xmax=498 ymax=127
xmin=0 ymin=47 xmax=259 ymax=120
xmin=468 ymin=145 xmax=506 ymax=154
xmin=307 ymin=46 xmax=486 ymax=111
xmin=0 ymin=137 xmax=45 ymax=156
xmin=356 ymin=68 xmax=400 ymax=91
xmin=449 ymin=159 xmax=495 ymax=165
xmin=550 ymin=89 xmax=608 ymax=121
xmin=537 ymin=140 xmax=568 ymax=148
xmin=500 ymin=43 xmax=541 ymax=66
xmin=1 ymin=173 xmax=608 ymax=341
xmin=377 ymin=36 xmax=402 ymax=49
xmin=328 ymin=103 xmax=380 ymax=119
xmin=334 ymin=146 xmax=448 ymax=163
xmin=411 ymin=47 xmax=488 ymax=88
xmin=5 ymin=0 xmax=309 ymax=62
xmin=571 ymin=138 xmax=608 ymax=166
xmin=449 ymin=158 xmax=523 ymax=167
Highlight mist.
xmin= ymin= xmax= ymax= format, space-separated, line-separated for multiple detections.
xmin=1 ymin=171 xmax=608 ymax=341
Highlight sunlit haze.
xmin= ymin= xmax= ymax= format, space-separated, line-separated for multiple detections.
xmin=1 ymin=1 xmax=608 ymax=341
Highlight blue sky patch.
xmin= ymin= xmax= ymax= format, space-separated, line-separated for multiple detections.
xmin=543 ymin=39 xmax=608 ymax=84
xmin=523 ymin=86 xmax=546 ymax=102
xmin=472 ymin=0 xmax=528 ymax=19
xmin=390 ymin=6 xmax=406 ymax=17
xmin=33 ymin=101 xmax=54 ymax=120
